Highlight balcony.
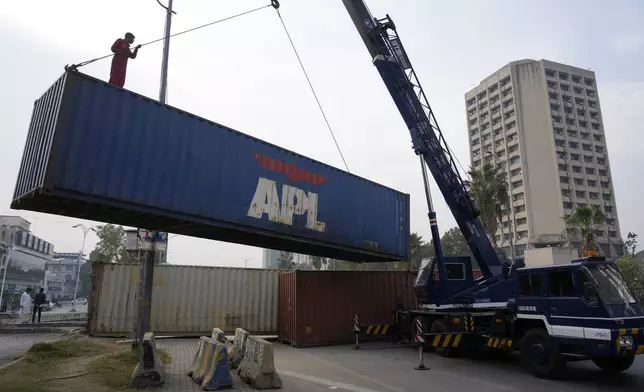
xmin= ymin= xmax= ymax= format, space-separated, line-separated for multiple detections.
xmin=513 ymin=198 xmax=526 ymax=207
xmin=492 ymin=122 xmax=503 ymax=132
xmin=555 ymin=145 xmax=565 ymax=153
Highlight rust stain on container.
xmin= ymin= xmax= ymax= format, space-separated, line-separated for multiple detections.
xmin=278 ymin=270 xmax=416 ymax=347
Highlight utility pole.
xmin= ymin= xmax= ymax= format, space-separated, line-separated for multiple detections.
xmin=134 ymin=0 xmax=176 ymax=348
xmin=71 ymin=224 xmax=92 ymax=312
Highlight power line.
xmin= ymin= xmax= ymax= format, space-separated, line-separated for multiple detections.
xmin=66 ymin=3 xmax=274 ymax=70
xmin=274 ymin=9 xmax=351 ymax=173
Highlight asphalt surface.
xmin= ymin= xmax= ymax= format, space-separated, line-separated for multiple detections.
xmin=278 ymin=342 xmax=644 ymax=392
xmin=0 ymin=333 xmax=60 ymax=368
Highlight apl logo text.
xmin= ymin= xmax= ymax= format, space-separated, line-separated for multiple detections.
xmin=247 ymin=153 xmax=326 ymax=232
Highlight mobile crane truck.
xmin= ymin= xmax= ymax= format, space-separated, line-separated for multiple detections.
xmin=341 ymin=0 xmax=644 ymax=378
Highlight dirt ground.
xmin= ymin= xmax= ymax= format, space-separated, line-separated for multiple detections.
xmin=0 ymin=334 xmax=170 ymax=392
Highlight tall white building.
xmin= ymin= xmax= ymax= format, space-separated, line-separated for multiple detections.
xmin=465 ymin=59 xmax=623 ymax=258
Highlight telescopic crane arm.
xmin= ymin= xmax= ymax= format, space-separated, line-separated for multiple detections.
xmin=341 ymin=0 xmax=503 ymax=279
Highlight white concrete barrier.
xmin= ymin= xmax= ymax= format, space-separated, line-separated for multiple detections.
xmin=129 ymin=332 xmax=166 ymax=388
xmin=211 ymin=327 xmax=226 ymax=345
xmin=237 ymin=336 xmax=282 ymax=389
xmin=229 ymin=328 xmax=249 ymax=369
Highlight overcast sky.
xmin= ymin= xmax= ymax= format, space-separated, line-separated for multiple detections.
xmin=1 ymin=0 xmax=642 ymax=267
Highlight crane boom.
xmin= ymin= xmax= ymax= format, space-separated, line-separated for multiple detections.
xmin=341 ymin=0 xmax=503 ymax=279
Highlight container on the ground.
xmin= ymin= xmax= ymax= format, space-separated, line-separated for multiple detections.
xmin=88 ymin=263 xmax=280 ymax=336
xmin=11 ymin=71 xmax=410 ymax=263
xmin=278 ymin=270 xmax=416 ymax=347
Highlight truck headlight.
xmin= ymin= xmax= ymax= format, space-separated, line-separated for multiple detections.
xmin=619 ymin=336 xmax=633 ymax=347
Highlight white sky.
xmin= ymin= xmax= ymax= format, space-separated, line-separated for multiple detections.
xmin=1 ymin=0 xmax=642 ymax=267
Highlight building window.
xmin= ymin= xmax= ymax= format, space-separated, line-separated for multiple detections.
xmin=597 ymin=158 xmax=605 ymax=165
xmin=574 ymin=87 xmax=583 ymax=95
xmin=593 ymin=134 xmax=603 ymax=142
xmin=587 ymin=89 xmax=596 ymax=97
xmin=583 ymin=155 xmax=593 ymax=163
xmin=570 ymin=153 xmax=580 ymax=161
xmin=605 ymin=206 xmax=613 ymax=213
xmin=609 ymin=231 xmax=618 ymax=238
xmin=545 ymin=69 xmax=556 ymax=78
xmin=508 ymin=145 xmax=519 ymax=154
xmin=574 ymin=178 xmax=584 ymax=186
xmin=550 ymin=103 xmax=560 ymax=111
xmin=560 ymin=176 xmax=569 ymax=184
xmin=572 ymin=166 xmax=582 ymax=173
xmin=568 ymin=141 xmax=578 ymax=149
xmin=562 ymin=189 xmax=571 ymax=197
xmin=572 ymin=75 xmax=581 ymax=83
xmin=563 ymin=202 xmax=573 ymax=209
xmin=517 ymin=230 xmax=528 ymax=238
xmin=512 ymin=180 xmax=523 ymax=188
xmin=516 ymin=217 xmax=527 ymax=226
xmin=576 ymin=190 xmax=586 ymax=198
xmin=510 ymin=156 xmax=520 ymax=165
xmin=584 ymin=78 xmax=595 ymax=87
xmin=588 ymin=180 xmax=597 ymax=187
xmin=558 ymin=164 xmax=567 ymax=171
xmin=585 ymin=167 xmax=595 ymax=175
xmin=579 ymin=120 xmax=588 ymax=128
xmin=589 ymin=192 xmax=599 ymax=200
xmin=595 ymin=146 xmax=604 ymax=153
xmin=555 ymin=139 xmax=565 ymax=147
xmin=515 ymin=205 xmax=526 ymax=213
xmin=600 ymin=181 xmax=610 ymax=188
xmin=565 ymin=118 xmax=575 ymax=126
xmin=577 ymin=109 xmax=586 ymax=116
xmin=559 ymin=72 xmax=569 ymax=81
xmin=567 ymin=130 xmax=577 ymax=138
xmin=599 ymin=169 xmax=607 ymax=176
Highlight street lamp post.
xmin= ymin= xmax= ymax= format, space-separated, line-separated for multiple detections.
xmin=71 ymin=224 xmax=92 ymax=312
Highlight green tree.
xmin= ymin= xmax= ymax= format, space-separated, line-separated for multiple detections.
xmin=617 ymin=256 xmax=644 ymax=301
xmin=409 ymin=232 xmax=434 ymax=270
xmin=440 ymin=227 xmax=471 ymax=257
xmin=562 ymin=206 xmax=606 ymax=257
xmin=625 ymin=232 xmax=638 ymax=256
xmin=310 ymin=256 xmax=328 ymax=270
xmin=277 ymin=251 xmax=295 ymax=270
xmin=466 ymin=163 xmax=509 ymax=247
xmin=91 ymin=224 xmax=128 ymax=263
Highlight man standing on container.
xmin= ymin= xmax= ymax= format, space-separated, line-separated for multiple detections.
xmin=109 ymin=32 xmax=141 ymax=88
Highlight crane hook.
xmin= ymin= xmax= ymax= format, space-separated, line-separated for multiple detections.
xmin=271 ymin=0 xmax=280 ymax=9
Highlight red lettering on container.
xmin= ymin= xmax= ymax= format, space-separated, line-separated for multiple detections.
xmin=253 ymin=152 xmax=327 ymax=185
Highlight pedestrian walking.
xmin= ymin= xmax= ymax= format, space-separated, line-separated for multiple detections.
xmin=33 ymin=287 xmax=47 ymax=323
xmin=20 ymin=288 xmax=32 ymax=323
xmin=109 ymin=32 xmax=141 ymax=88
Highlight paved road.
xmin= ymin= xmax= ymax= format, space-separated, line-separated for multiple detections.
xmin=48 ymin=303 xmax=87 ymax=313
xmin=0 ymin=333 xmax=59 ymax=368
xmin=277 ymin=342 xmax=644 ymax=392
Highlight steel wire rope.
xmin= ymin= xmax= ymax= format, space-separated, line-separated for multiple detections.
xmin=274 ymin=9 xmax=351 ymax=173
xmin=65 ymin=3 xmax=273 ymax=70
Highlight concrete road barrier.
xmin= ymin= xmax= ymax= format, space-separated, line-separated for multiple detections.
xmin=211 ymin=327 xmax=226 ymax=345
xmin=237 ymin=336 xmax=282 ymax=389
xmin=189 ymin=337 xmax=217 ymax=384
xmin=201 ymin=341 xmax=233 ymax=390
xmin=129 ymin=332 xmax=166 ymax=388
xmin=187 ymin=337 xmax=206 ymax=377
xmin=229 ymin=328 xmax=249 ymax=369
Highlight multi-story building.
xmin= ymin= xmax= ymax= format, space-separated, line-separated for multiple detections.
xmin=45 ymin=253 xmax=85 ymax=300
xmin=465 ymin=59 xmax=623 ymax=258
xmin=0 ymin=216 xmax=54 ymax=311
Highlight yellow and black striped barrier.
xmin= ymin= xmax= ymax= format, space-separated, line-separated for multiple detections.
xmin=485 ymin=337 xmax=513 ymax=349
xmin=364 ymin=324 xmax=391 ymax=336
xmin=618 ymin=328 xmax=640 ymax=336
xmin=618 ymin=345 xmax=644 ymax=356
xmin=426 ymin=333 xmax=463 ymax=349
xmin=465 ymin=315 xmax=474 ymax=332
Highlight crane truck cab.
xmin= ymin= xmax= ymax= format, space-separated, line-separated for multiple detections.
xmin=512 ymin=256 xmax=643 ymax=377
xmin=407 ymin=255 xmax=644 ymax=378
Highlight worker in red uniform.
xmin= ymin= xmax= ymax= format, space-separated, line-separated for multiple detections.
xmin=109 ymin=32 xmax=141 ymax=88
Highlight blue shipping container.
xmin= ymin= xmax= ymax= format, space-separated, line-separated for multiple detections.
xmin=12 ymin=71 xmax=410 ymax=262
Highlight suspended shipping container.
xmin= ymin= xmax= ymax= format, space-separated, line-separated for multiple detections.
xmin=88 ymin=263 xmax=280 ymax=336
xmin=278 ymin=270 xmax=417 ymax=347
xmin=12 ymin=71 xmax=410 ymax=263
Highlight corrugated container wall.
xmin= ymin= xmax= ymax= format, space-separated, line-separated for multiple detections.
xmin=12 ymin=71 xmax=410 ymax=263
xmin=278 ymin=271 xmax=417 ymax=347
xmin=89 ymin=263 xmax=279 ymax=336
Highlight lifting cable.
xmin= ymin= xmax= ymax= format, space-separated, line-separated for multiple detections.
xmin=65 ymin=3 xmax=275 ymax=71
xmin=274 ymin=8 xmax=351 ymax=173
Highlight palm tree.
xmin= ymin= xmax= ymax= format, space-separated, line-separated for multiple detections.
xmin=562 ymin=206 xmax=607 ymax=257
xmin=466 ymin=163 xmax=509 ymax=247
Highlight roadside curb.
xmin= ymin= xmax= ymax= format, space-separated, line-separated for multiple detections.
xmin=0 ymin=327 xmax=80 ymax=335
xmin=0 ymin=357 xmax=24 ymax=372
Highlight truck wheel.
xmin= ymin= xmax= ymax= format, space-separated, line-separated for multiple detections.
xmin=592 ymin=355 xmax=635 ymax=373
xmin=431 ymin=319 xmax=458 ymax=358
xmin=519 ymin=329 xmax=565 ymax=379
